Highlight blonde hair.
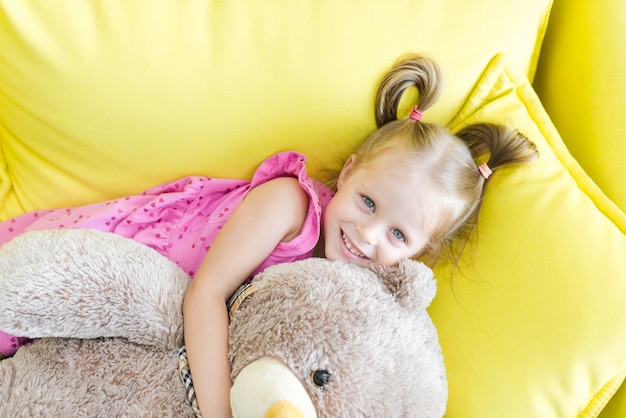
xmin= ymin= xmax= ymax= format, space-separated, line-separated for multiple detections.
xmin=351 ymin=54 xmax=539 ymax=265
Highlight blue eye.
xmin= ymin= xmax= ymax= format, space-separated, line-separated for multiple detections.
xmin=391 ymin=228 xmax=405 ymax=241
xmin=362 ymin=195 xmax=375 ymax=211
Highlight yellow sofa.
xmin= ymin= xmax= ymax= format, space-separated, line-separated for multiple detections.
xmin=1 ymin=1 xmax=624 ymax=416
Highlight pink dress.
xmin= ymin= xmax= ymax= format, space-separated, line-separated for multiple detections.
xmin=0 ymin=151 xmax=333 ymax=357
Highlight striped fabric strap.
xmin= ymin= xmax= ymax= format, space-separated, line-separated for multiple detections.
xmin=178 ymin=345 xmax=202 ymax=417
xmin=227 ymin=282 xmax=259 ymax=320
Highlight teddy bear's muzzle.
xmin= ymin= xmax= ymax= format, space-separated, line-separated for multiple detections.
xmin=230 ymin=356 xmax=317 ymax=418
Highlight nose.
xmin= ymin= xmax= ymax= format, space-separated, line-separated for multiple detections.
xmin=356 ymin=222 xmax=379 ymax=246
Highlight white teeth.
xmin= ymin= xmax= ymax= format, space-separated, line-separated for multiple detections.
xmin=342 ymin=232 xmax=366 ymax=258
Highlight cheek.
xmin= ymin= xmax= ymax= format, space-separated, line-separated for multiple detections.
xmin=371 ymin=244 xmax=402 ymax=266
xmin=378 ymin=245 xmax=424 ymax=266
xmin=397 ymin=245 xmax=425 ymax=263
xmin=411 ymin=237 xmax=430 ymax=257
xmin=322 ymin=201 xmax=337 ymax=229
xmin=325 ymin=194 xmax=350 ymax=222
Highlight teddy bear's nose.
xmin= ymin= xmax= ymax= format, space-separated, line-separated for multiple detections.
xmin=311 ymin=370 xmax=331 ymax=387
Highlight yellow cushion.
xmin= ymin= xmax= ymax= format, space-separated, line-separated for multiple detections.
xmin=0 ymin=0 xmax=552 ymax=218
xmin=533 ymin=0 xmax=626 ymax=213
xmin=429 ymin=54 xmax=626 ymax=417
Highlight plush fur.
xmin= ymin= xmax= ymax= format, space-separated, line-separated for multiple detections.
xmin=0 ymin=229 xmax=447 ymax=417
xmin=230 ymin=259 xmax=447 ymax=417
xmin=0 ymin=229 xmax=193 ymax=417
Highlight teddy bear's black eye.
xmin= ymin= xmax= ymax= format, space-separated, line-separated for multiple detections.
xmin=311 ymin=369 xmax=331 ymax=387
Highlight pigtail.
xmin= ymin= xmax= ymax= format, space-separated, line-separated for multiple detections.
xmin=456 ymin=123 xmax=539 ymax=183
xmin=375 ymin=54 xmax=443 ymax=127
xmin=421 ymin=123 xmax=539 ymax=269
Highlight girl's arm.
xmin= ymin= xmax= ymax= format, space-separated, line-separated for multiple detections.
xmin=183 ymin=177 xmax=310 ymax=418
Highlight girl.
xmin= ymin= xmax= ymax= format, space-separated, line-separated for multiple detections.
xmin=0 ymin=54 xmax=537 ymax=416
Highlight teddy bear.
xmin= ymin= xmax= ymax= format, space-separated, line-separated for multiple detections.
xmin=0 ymin=228 xmax=447 ymax=417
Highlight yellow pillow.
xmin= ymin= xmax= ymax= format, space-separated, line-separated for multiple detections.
xmin=0 ymin=0 xmax=553 ymax=218
xmin=533 ymin=0 xmax=626 ymax=213
xmin=428 ymin=54 xmax=626 ymax=417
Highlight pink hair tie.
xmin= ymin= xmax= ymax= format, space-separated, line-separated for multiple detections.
xmin=409 ymin=106 xmax=423 ymax=121
xmin=478 ymin=163 xmax=492 ymax=180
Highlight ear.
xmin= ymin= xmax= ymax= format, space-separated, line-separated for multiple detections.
xmin=372 ymin=259 xmax=437 ymax=311
xmin=337 ymin=154 xmax=356 ymax=189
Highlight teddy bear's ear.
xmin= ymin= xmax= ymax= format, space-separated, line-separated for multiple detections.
xmin=372 ymin=259 xmax=437 ymax=311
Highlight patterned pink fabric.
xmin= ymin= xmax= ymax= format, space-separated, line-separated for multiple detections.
xmin=0 ymin=331 xmax=29 ymax=358
xmin=0 ymin=151 xmax=333 ymax=356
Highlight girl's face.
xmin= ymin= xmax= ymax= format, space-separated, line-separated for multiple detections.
xmin=323 ymin=149 xmax=437 ymax=267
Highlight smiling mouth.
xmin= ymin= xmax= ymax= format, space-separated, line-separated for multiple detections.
xmin=342 ymin=231 xmax=367 ymax=259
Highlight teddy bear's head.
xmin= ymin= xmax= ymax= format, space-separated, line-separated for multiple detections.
xmin=228 ymin=258 xmax=447 ymax=418
xmin=0 ymin=229 xmax=447 ymax=417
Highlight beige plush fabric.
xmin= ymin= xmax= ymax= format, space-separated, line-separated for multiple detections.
xmin=0 ymin=229 xmax=447 ymax=417
xmin=0 ymin=229 xmax=189 ymax=349
xmin=0 ymin=229 xmax=193 ymax=417
xmin=229 ymin=258 xmax=448 ymax=417
xmin=1 ymin=337 xmax=193 ymax=417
